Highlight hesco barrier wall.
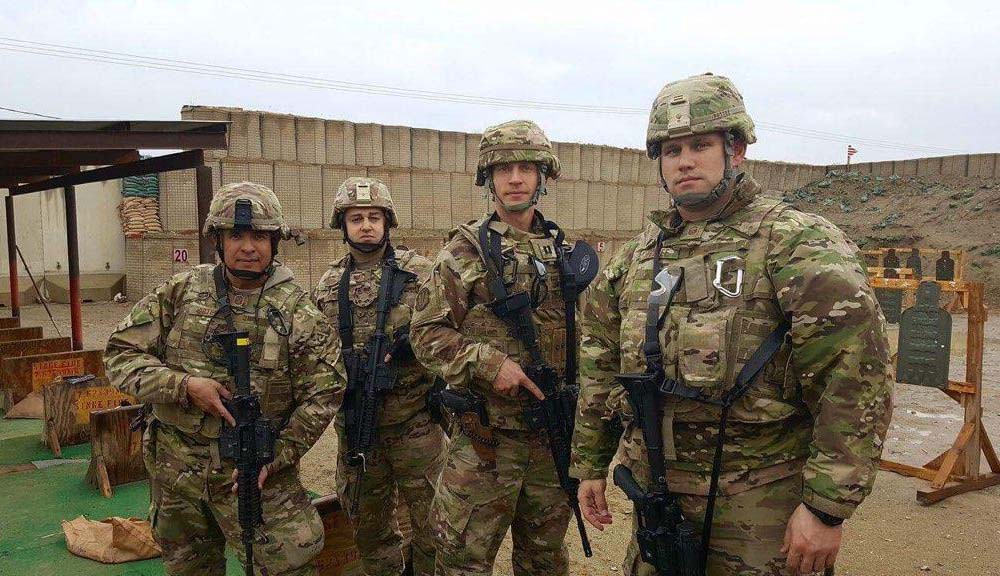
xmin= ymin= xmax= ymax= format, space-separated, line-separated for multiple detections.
xmin=126 ymin=105 xmax=848 ymax=300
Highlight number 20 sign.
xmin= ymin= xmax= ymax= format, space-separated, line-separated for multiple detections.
xmin=173 ymin=249 xmax=189 ymax=263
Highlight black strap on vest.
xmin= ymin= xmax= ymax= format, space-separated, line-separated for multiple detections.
xmin=645 ymin=233 xmax=791 ymax=571
xmin=477 ymin=213 xmax=549 ymax=366
xmin=213 ymin=265 xmax=237 ymax=332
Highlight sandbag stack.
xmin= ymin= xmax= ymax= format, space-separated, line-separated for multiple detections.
xmin=119 ymin=173 xmax=162 ymax=238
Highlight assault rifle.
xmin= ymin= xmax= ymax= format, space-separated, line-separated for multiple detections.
xmin=613 ymin=266 xmax=703 ymax=576
xmin=214 ymin=330 xmax=276 ymax=576
xmin=341 ymin=256 xmax=414 ymax=516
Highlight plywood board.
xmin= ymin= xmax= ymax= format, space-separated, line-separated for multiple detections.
xmin=2 ymin=350 xmax=106 ymax=407
xmin=325 ymin=121 xmax=357 ymax=166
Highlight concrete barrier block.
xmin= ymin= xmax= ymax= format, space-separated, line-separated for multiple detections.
xmin=325 ymin=121 xmax=356 ymax=166
xmin=580 ymin=145 xmax=601 ymax=181
xmin=388 ymin=170 xmax=414 ymax=229
xmin=897 ymin=159 xmax=918 ymax=175
xmin=465 ymin=134 xmax=481 ymax=174
xmin=411 ymin=129 xmax=440 ymax=171
xmin=300 ymin=165 xmax=323 ymax=229
xmin=281 ymin=235 xmax=311 ymax=289
xmin=556 ymin=143 xmax=581 ymax=181
xmin=432 ymin=173 xmax=452 ymax=230
xmin=261 ymin=114 xmax=296 ymax=161
xmin=450 ymin=173 xmax=475 ymax=227
xmin=321 ymin=166 xmax=352 ymax=229
xmin=916 ymin=157 xmax=941 ymax=176
xmin=871 ymin=161 xmax=894 ymax=177
xmin=600 ymin=146 xmax=621 ymax=183
xmin=941 ymin=155 xmax=968 ymax=177
xmin=967 ymin=153 xmax=997 ymax=178
xmin=572 ymin=181 xmax=590 ymax=230
xmin=355 ymin=124 xmax=383 ymax=167
xmin=273 ymin=163 xmax=302 ymax=229
xmin=619 ymin=150 xmax=641 ymax=184
xmin=296 ymin=117 xmax=326 ymax=164
xmin=382 ymin=126 xmax=412 ymax=168
xmin=411 ymin=173 xmax=435 ymax=229
xmin=439 ymin=132 xmax=466 ymax=173
xmin=221 ymin=160 xmax=249 ymax=185
xmin=159 ymin=169 xmax=197 ymax=231
xmin=228 ymin=111 xmax=262 ymax=159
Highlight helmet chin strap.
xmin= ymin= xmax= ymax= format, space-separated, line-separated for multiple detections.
xmin=486 ymin=165 xmax=548 ymax=212
xmin=661 ymin=132 xmax=738 ymax=210
xmin=343 ymin=225 xmax=389 ymax=254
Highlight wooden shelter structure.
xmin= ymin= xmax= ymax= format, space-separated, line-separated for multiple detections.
xmin=0 ymin=120 xmax=228 ymax=349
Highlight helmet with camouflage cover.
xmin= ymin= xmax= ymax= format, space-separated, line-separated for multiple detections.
xmin=202 ymin=181 xmax=290 ymax=238
xmin=645 ymin=73 xmax=756 ymax=159
xmin=330 ymin=176 xmax=398 ymax=229
xmin=475 ymin=120 xmax=561 ymax=186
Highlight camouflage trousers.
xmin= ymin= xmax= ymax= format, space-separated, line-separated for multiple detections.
xmin=431 ymin=428 xmax=571 ymax=576
xmin=336 ymin=410 xmax=448 ymax=576
xmin=624 ymin=474 xmax=808 ymax=576
xmin=145 ymin=423 xmax=324 ymax=576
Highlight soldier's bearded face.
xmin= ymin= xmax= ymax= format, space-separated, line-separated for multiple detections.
xmin=492 ymin=161 xmax=540 ymax=208
xmin=344 ymin=207 xmax=386 ymax=244
xmin=221 ymin=229 xmax=273 ymax=274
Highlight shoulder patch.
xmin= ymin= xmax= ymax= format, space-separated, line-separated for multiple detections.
xmin=414 ymin=285 xmax=430 ymax=312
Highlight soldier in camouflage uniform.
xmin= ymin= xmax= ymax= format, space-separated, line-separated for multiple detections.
xmin=311 ymin=177 xmax=447 ymax=576
xmin=570 ymin=74 xmax=893 ymax=576
xmin=105 ymin=182 xmax=344 ymax=576
xmin=410 ymin=120 xmax=579 ymax=576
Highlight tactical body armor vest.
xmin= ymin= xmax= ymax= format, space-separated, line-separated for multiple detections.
xmin=313 ymin=249 xmax=429 ymax=426
xmin=153 ymin=264 xmax=303 ymax=438
xmin=452 ymin=217 xmax=570 ymax=430
xmin=616 ymin=191 xmax=812 ymax=479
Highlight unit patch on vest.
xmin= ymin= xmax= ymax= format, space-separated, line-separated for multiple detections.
xmin=349 ymin=271 xmax=379 ymax=308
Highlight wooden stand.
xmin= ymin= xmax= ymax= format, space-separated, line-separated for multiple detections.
xmin=85 ymin=404 xmax=146 ymax=498
xmin=42 ymin=375 xmax=133 ymax=454
xmin=864 ymin=247 xmax=968 ymax=312
xmin=876 ymin=279 xmax=1000 ymax=503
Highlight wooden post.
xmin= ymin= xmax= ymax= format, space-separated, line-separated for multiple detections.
xmin=85 ymin=404 xmax=146 ymax=498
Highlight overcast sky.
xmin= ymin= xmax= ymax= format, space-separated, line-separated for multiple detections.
xmin=2 ymin=1 xmax=998 ymax=165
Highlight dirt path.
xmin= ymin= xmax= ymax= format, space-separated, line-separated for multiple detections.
xmin=24 ymin=301 xmax=998 ymax=575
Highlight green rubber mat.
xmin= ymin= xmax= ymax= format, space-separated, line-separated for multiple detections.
xmin=0 ymin=420 xmax=242 ymax=575
xmin=0 ymin=418 xmax=92 ymax=465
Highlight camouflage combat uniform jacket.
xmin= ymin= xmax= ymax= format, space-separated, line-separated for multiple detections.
xmin=312 ymin=248 xmax=436 ymax=426
xmin=105 ymin=263 xmax=344 ymax=473
xmin=411 ymin=214 xmax=572 ymax=429
xmin=570 ymin=174 xmax=893 ymax=521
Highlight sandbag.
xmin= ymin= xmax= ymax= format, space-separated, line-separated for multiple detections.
xmin=62 ymin=516 xmax=161 ymax=563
